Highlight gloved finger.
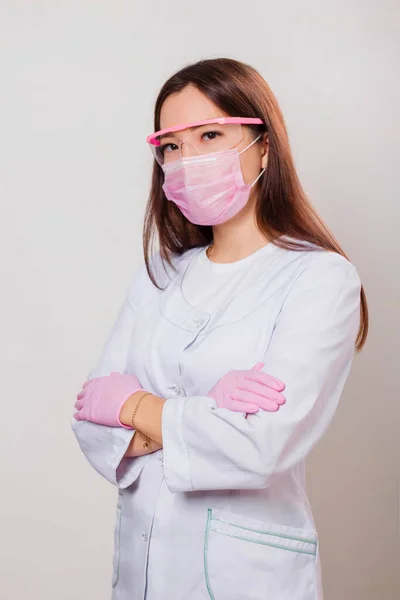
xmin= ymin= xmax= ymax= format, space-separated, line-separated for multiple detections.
xmin=74 ymin=400 xmax=83 ymax=410
xmin=76 ymin=390 xmax=85 ymax=400
xmin=82 ymin=379 xmax=94 ymax=389
xmin=246 ymin=387 xmax=285 ymax=409
xmin=73 ymin=412 xmax=83 ymax=420
xmin=251 ymin=362 xmax=265 ymax=371
xmin=82 ymin=379 xmax=98 ymax=394
xmin=238 ymin=380 xmax=286 ymax=404
xmin=227 ymin=398 xmax=260 ymax=413
xmin=110 ymin=371 xmax=120 ymax=377
xmin=235 ymin=390 xmax=281 ymax=412
xmin=245 ymin=370 xmax=285 ymax=392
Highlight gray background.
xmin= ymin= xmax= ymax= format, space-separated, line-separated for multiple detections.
xmin=0 ymin=1 xmax=399 ymax=599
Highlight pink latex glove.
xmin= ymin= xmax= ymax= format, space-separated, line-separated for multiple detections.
xmin=208 ymin=362 xmax=285 ymax=413
xmin=73 ymin=371 xmax=144 ymax=429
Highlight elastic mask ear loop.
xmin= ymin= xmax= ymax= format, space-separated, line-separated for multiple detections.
xmin=238 ymin=133 xmax=266 ymax=188
xmin=250 ymin=166 xmax=266 ymax=188
xmin=238 ymin=133 xmax=263 ymax=156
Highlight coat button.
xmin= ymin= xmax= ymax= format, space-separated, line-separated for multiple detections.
xmin=168 ymin=384 xmax=181 ymax=395
xmin=141 ymin=533 xmax=148 ymax=542
xmin=194 ymin=317 xmax=205 ymax=327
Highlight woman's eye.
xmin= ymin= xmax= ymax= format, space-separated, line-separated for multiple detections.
xmin=202 ymin=130 xmax=222 ymax=141
xmin=160 ymin=142 xmax=178 ymax=154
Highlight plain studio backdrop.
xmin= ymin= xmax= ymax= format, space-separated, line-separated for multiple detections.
xmin=0 ymin=1 xmax=399 ymax=599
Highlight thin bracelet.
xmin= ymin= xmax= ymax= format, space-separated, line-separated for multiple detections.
xmin=131 ymin=391 xmax=151 ymax=448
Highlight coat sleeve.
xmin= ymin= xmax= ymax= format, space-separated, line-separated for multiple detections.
xmin=71 ymin=263 xmax=151 ymax=489
xmin=161 ymin=252 xmax=362 ymax=492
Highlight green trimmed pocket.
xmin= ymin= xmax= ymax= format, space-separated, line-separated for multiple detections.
xmin=204 ymin=508 xmax=318 ymax=600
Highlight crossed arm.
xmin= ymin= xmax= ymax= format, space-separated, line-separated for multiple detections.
xmin=73 ymin=253 xmax=362 ymax=492
xmin=120 ymin=391 xmax=165 ymax=457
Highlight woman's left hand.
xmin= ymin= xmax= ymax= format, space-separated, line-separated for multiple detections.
xmin=74 ymin=372 xmax=144 ymax=428
xmin=208 ymin=362 xmax=286 ymax=413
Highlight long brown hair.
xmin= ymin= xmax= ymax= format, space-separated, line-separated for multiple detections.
xmin=143 ymin=58 xmax=368 ymax=351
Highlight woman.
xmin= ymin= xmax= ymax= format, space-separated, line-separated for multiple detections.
xmin=72 ymin=58 xmax=368 ymax=600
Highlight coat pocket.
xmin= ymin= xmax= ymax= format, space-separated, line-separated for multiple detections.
xmin=204 ymin=508 xmax=318 ymax=600
xmin=112 ymin=505 xmax=122 ymax=588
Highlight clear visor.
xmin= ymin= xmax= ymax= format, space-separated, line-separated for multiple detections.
xmin=149 ymin=123 xmax=248 ymax=166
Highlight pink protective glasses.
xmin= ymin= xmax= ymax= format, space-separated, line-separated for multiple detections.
xmin=146 ymin=117 xmax=264 ymax=146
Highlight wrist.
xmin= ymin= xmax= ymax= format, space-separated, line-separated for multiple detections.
xmin=119 ymin=390 xmax=145 ymax=427
xmin=133 ymin=393 xmax=164 ymax=430
xmin=119 ymin=389 xmax=165 ymax=446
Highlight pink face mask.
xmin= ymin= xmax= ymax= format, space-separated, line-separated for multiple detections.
xmin=161 ymin=135 xmax=265 ymax=226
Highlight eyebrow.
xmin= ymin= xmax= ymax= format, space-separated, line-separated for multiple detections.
xmin=158 ymin=120 xmax=222 ymax=141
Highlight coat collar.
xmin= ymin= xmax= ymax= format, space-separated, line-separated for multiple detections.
xmin=158 ymin=242 xmax=300 ymax=333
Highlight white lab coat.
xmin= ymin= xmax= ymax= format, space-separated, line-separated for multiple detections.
xmin=72 ymin=239 xmax=361 ymax=600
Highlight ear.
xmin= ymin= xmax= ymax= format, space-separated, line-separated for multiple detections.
xmin=260 ymin=132 xmax=269 ymax=169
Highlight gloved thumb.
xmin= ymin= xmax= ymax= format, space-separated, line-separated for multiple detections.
xmin=251 ymin=362 xmax=265 ymax=371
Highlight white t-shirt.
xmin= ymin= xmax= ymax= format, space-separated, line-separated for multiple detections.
xmin=181 ymin=242 xmax=280 ymax=313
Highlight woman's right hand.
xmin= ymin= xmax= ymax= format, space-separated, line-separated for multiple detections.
xmin=207 ymin=363 xmax=286 ymax=413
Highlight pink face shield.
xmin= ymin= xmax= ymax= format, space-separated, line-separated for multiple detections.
xmin=146 ymin=117 xmax=264 ymax=166
xmin=146 ymin=117 xmax=266 ymax=226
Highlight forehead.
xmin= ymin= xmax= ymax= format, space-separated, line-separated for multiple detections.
xmin=159 ymin=85 xmax=227 ymax=130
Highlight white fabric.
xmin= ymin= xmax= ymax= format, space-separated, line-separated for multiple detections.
xmin=182 ymin=242 xmax=279 ymax=313
xmin=71 ymin=238 xmax=361 ymax=600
